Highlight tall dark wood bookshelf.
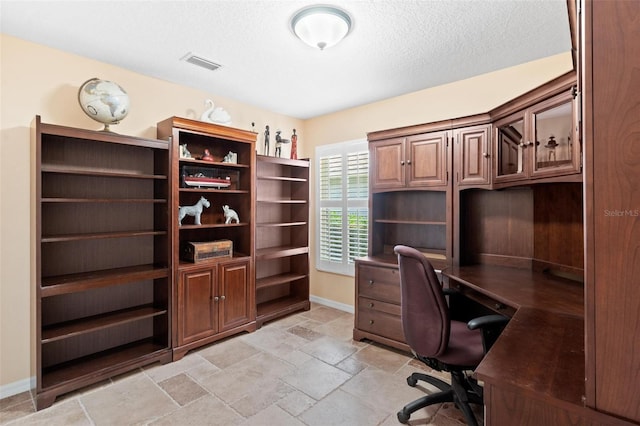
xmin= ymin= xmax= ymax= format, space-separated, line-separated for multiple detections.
xmin=34 ymin=116 xmax=172 ymax=409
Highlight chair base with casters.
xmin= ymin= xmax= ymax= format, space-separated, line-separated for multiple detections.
xmin=397 ymin=357 xmax=483 ymax=425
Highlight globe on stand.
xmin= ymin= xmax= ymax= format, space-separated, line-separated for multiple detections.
xmin=77 ymin=78 xmax=130 ymax=132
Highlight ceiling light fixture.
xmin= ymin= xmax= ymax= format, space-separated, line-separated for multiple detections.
xmin=291 ymin=5 xmax=352 ymax=51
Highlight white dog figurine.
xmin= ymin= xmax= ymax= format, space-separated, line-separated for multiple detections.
xmin=178 ymin=196 xmax=210 ymax=226
xmin=222 ymin=205 xmax=239 ymax=224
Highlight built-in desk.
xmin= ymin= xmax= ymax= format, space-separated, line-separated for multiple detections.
xmin=442 ymin=265 xmax=596 ymax=425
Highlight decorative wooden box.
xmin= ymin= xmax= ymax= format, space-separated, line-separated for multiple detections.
xmin=182 ymin=240 xmax=233 ymax=262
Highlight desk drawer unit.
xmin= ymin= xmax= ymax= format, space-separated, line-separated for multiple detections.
xmin=354 ymin=260 xmax=408 ymax=351
xmin=357 ymin=296 xmax=404 ymax=342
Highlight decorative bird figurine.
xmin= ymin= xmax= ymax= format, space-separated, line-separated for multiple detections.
xmin=200 ymin=99 xmax=232 ymax=126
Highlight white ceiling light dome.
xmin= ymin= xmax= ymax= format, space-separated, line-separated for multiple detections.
xmin=291 ymin=5 xmax=352 ymax=50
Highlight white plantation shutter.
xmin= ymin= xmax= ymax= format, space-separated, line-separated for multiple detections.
xmin=316 ymin=139 xmax=369 ymax=275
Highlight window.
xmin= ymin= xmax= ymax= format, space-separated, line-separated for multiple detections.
xmin=316 ymin=139 xmax=369 ymax=275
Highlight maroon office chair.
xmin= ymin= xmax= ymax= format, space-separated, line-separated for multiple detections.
xmin=394 ymin=245 xmax=508 ymax=426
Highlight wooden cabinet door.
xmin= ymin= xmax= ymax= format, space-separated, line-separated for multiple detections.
xmin=529 ymin=91 xmax=580 ymax=179
xmin=406 ymin=131 xmax=449 ymax=188
xmin=455 ymin=125 xmax=491 ymax=187
xmin=218 ymin=259 xmax=252 ymax=332
xmin=370 ymin=138 xmax=405 ymax=190
xmin=178 ymin=267 xmax=217 ymax=345
xmin=493 ymin=112 xmax=528 ymax=184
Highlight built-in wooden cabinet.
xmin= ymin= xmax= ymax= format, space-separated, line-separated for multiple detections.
xmin=177 ymin=258 xmax=252 ymax=346
xmin=157 ymin=117 xmax=256 ymax=360
xmin=494 ymin=89 xmax=580 ymax=186
xmin=370 ymin=131 xmax=449 ymax=191
xmin=353 ymin=259 xmax=408 ymax=351
xmin=255 ymin=155 xmax=310 ymax=327
xmin=454 ymin=124 xmax=492 ymax=188
xmin=34 ymin=116 xmax=172 ymax=409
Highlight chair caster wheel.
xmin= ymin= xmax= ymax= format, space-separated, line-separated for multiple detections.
xmin=397 ymin=410 xmax=410 ymax=424
xmin=407 ymin=376 xmax=418 ymax=386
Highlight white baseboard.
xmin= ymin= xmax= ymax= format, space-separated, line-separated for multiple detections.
xmin=310 ymin=295 xmax=354 ymax=314
xmin=0 ymin=376 xmax=34 ymax=399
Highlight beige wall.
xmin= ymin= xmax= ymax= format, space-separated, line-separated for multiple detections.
xmin=0 ymin=34 xmax=303 ymax=392
xmin=304 ymin=52 xmax=573 ymax=309
xmin=0 ymin=32 xmax=572 ymax=393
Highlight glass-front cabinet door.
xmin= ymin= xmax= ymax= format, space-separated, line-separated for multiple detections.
xmin=494 ymin=112 xmax=527 ymax=183
xmin=530 ymin=91 xmax=580 ymax=177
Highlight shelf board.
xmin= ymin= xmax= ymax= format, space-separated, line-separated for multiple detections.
xmin=257 ymin=175 xmax=307 ymax=183
xmin=256 ymin=273 xmax=308 ymax=290
xmin=41 ymin=165 xmax=167 ymax=180
xmin=41 ymin=198 xmax=167 ymax=204
xmin=256 ymin=155 xmax=310 ymax=168
xmin=257 ymin=296 xmax=309 ymax=322
xmin=375 ymin=219 xmax=446 ymax=225
xmin=41 ymin=264 xmax=170 ymax=297
xmin=256 ymin=221 xmax=307 ymax=228
xmin=179 ymin=188 xmax=248 ymax=194
xmin=179 ymin=222 xmax=249 ymax=230
xmin=179 ymin=158 xmax=249 ymax=168
xmin=41 ymin=230 xmax=167 ymax=243
xmin=255 ymin=246 xmax=309 ymax=260
xmin=42 ymin=305 xmax=167 ymax=343
xmin=256 ymin=199 xmax=307 ymax=204
xmin=41 ymin=339 xmax=169 ymax=390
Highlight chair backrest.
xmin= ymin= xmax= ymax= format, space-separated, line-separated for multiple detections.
xmin=394 ymin=245 xmax=450 ymax=358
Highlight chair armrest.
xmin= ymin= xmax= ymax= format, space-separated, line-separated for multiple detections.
xmin=467 ymin=314 xmax=509 ymax=330
xmin=468 ymin=314 xmax=510 ymax=353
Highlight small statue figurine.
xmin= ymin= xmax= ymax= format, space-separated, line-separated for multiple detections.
xmin=264 ymin=125 xmax=270 ymax=156
xmin=180 ymin=144 xmax=192 ymax=159
xmin=274 ymin=130 xmax=290 ymax=158
xmin=290 ymin=129 xmax=298 ymax=160
xmin=200 ymin=149 xmax=215 ymax=162
xmin=222 ymin=205 xmax=240 ymax=224
xmin=178 ymin=196 xmax=210 ymax=226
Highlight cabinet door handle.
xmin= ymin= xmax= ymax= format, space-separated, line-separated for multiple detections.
xmin=400 ymin=160 xmax=405 ymax=166
xmin=220 ymin=295 xmax=226 ymax=301
xmin=527 ymin=141 xmax=535 ymax=146
xmin=482 ymin=152 xmax=490 ymax=158
xmin=214 ymin=296 xmax=219 ymax=302
xmin=407 ymin=160 xmax=411 ymax=165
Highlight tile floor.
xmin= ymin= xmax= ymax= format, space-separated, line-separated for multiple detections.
xmin=0 ymin=304 xmax=482 ymax=425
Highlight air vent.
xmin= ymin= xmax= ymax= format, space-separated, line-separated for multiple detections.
xmin=181 ymin=52 xmax=222 ymax=71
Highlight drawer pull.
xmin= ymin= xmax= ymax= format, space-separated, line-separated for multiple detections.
xmin=369 ymin=320 xmax=375 ymax=325
xmin=494 ymin=303 xmax=505 ymax=310
xmin=368 ymin=279 xmax=374 ymax=285
xmin=368 ymin=302 xmax=374 ymax=308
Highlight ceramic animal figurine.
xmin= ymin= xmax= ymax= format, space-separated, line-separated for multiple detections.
xmin=222 ymin=205 xmax=239 ymax=224
xmin=178 ymin=196 xmax=210 ymax=226
xmin=200 ymin=99 xmax=232 ymax=126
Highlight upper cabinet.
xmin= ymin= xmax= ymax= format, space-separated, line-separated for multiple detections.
xmin=370 ymin=131 xmax=449 ymax=191
xmin=493 ymin=89 xmax=580 ymax=185
xmin=454 ymin=124 xmax=492 ymax=188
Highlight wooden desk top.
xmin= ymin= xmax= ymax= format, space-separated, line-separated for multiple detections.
xmin=442 ymin=264 xmax=586 ymax=407
xmin=442 ymin=264 xmax=584 ymax=317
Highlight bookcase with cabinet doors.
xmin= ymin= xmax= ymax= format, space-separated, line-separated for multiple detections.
xmin=34 ymin=116 xmax=172 ymax=410
xmin=156 ymin=117 xmax=256 ymax=360
xmin=254 ymin=155 xmax=310 ymax=327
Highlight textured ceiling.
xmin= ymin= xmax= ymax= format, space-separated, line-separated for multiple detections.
xmin=0 ymin=0 xmax=571 ymax=119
